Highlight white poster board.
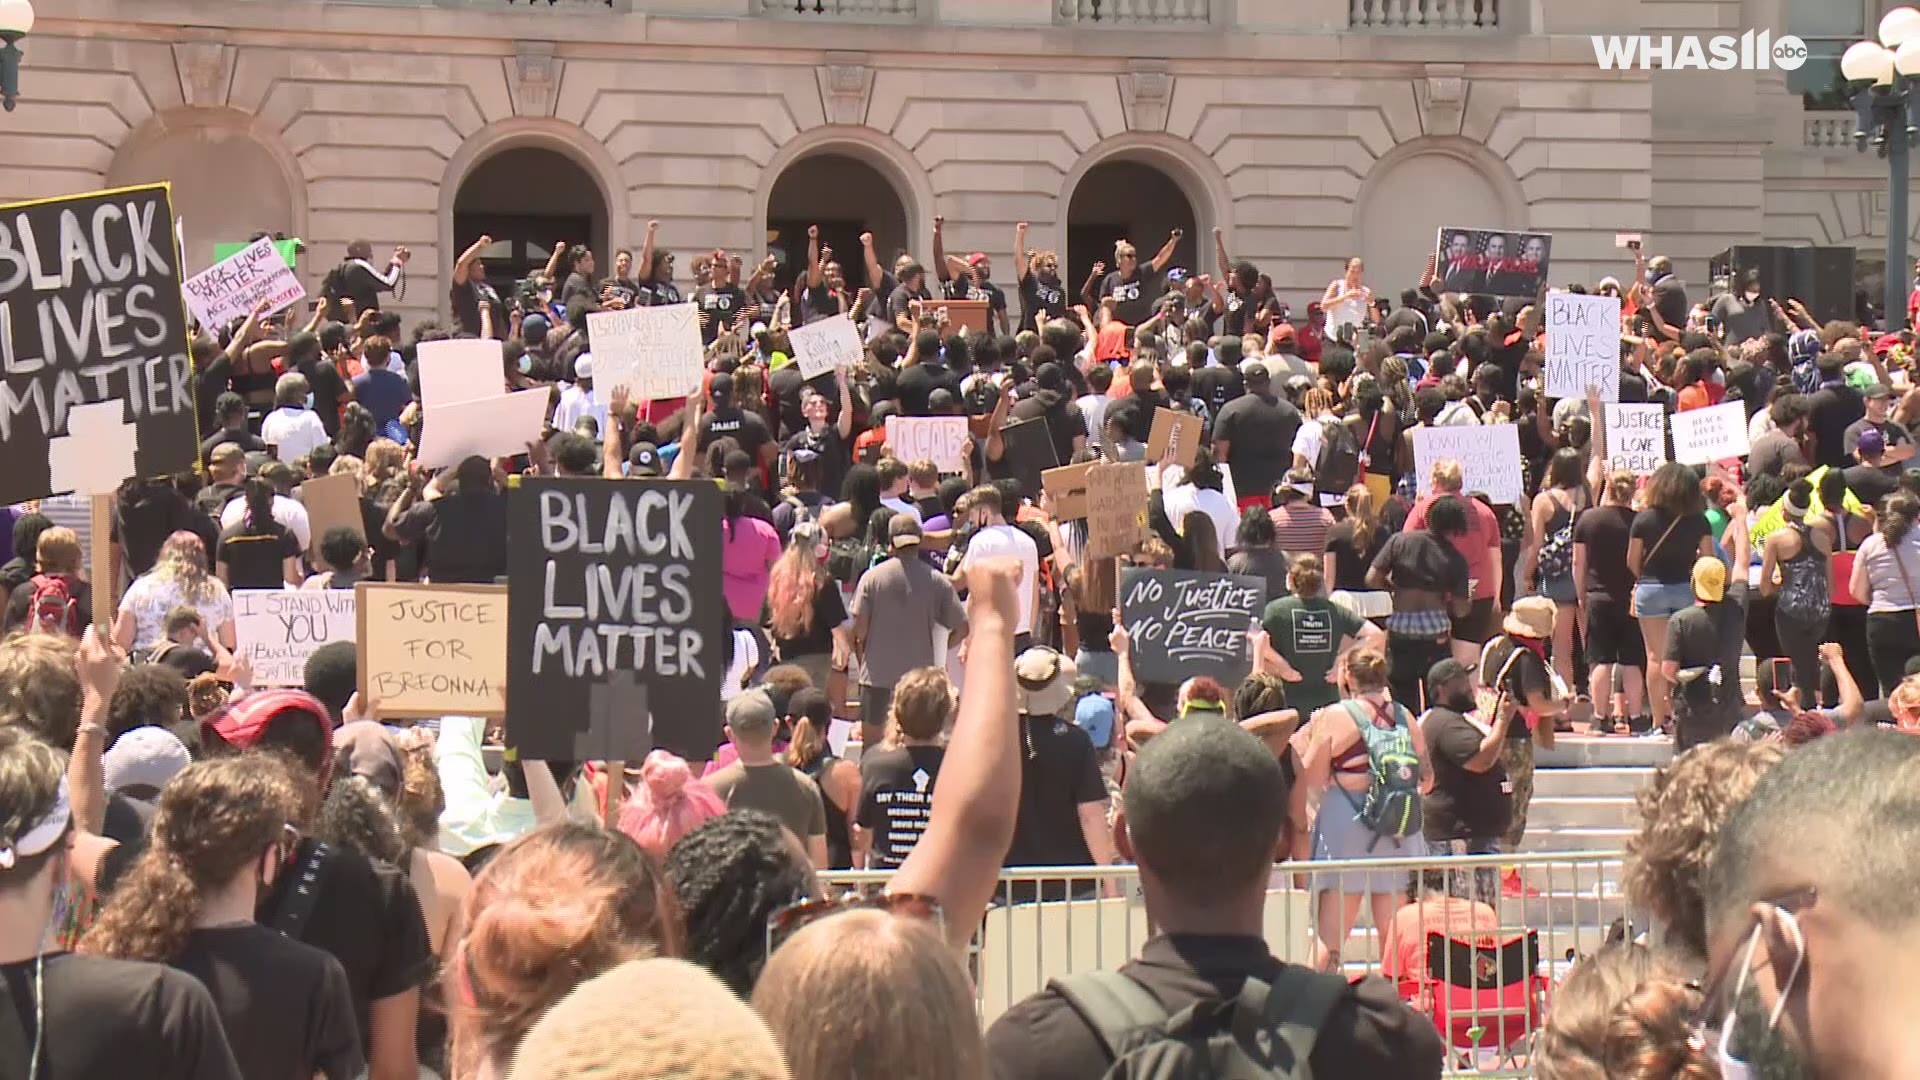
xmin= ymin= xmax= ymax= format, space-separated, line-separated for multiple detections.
xmin=1411 ymin=423 xmax=1524 ymax=506
xmin=788 ymin=315 xmax=864 ymax=380
xmin=885 ymin=416 xmax=970 ymax=474
xmin=585 ymin=303 xmax=704 ymax=402
xmin=1671 ymin=401 xmax=1749 ymax=464
xmin=416 ymin=388 xmax=551 ymax=469
xmin=416 ymin=338 xmax=503 ymax=409
xmin=1604 ymin=402 xmax=1668 ymax=474
xmin=233 ymin=589 xmax=356 ymax=687
xmin=1544 ymin=290 xmax=1621 ymax=402
xmin=180 ymin=236 xmax=306 ymax=329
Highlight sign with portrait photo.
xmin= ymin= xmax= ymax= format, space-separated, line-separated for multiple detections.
xmin=1434 ymin=227 xmax=1553 ymax=299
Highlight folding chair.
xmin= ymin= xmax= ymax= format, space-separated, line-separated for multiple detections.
xmin=1420 ymin=929 xmax=1549 ymax=1071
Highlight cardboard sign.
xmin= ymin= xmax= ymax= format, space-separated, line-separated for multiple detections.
xmin=1042 ymin=461 xmax=1095 ymax=520
xmin=416 ymin=337 xmax=504 ymax=409
xmin=1604 ymin=402 xmax=1668 ymax=474
xmin=213 ymin=239 xmax=301 ymax=265
xmin=998 ymin=416 xmax=1059 ymax=502
xmin=1411 ymin=423 xmax=1524 ymax=505
xmin=180 ymin=235 xmax=305 ymax=329
xmin=1119 ymin=567 xmax=1266 ymax=687
xmin=234 ymin=589 xmax=355 ymax=687
xmin=507 ymin=478 xmax=728 ymax=759
xmin=356 ymin=582 xmax=509 ymax=717
xmin=1146 ymin=408 xmax=1203 ymax=469
xmin=787 ymin=314 xmax=863 ymax=380
xmin=1434 ymin=226 xmax=1553 ymax=298
xmin=1671 ymin=400 xmax=1749 ymax=464
xmin=1544 ymin=290 xmax=1621 ymax=402
xmin=885 ymin=415 xmax=969 ymax=474
xmin=586 ymin=302 xmax=704 ymax=402
xmin=297 ymin=472 xmax=364 ymax=561
xmin=1086 ymin=462 xmax=1150 ymax=560
xmin=927 ymin=298 xmax=990 ymax=334
xmin=415 ymin=388 xmax=550 ymax=470
xmin=0 ymin=184 xmax=196 ymax=505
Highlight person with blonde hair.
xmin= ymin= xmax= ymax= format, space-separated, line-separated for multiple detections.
xmin=2 ymin=526 xmax=90 ymax=637
xmin=509 ymin=958 xmax=790 ymax=1080
xmin=854 ymin=666 xmax=950 ymax=869
xmin=112 ymin=532 xmax=236 ymax=657
xmin=764 ymin=521 xmax=849 ymax=697
xmin=82 ymin=755 xmax=363 ymax=1080
xmin=1533 ymin=942 xmax=1714 ymax=1080
xmin=1324 ymin=482 xmax=1389 ymax=599
xmin=755 ymin=908 xmax=983 ymax=1080
xmin=1258 ymin=554 xmax=1381 ymax=722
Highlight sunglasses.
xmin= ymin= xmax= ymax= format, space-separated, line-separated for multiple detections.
xmin=764 ymin=891 xmax=944 ymax=954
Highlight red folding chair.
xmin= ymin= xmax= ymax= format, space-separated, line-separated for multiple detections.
xmin=1416 ymin=929 xmax=1550 ymax=1071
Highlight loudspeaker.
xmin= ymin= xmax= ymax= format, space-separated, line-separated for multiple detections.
xmin=1710 ymin=245 xmax=1857 ymax=325
xmin=1711 ymin=245 xmax=1796 ymax=302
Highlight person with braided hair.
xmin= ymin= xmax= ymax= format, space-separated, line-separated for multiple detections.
xmin=82 ymin=754 xmax=362 ymax=1080
xmin=1535 ymin=942 xmax=1717 ymax=1080
xmin=663 ymin=809 xmax=819 ymax=998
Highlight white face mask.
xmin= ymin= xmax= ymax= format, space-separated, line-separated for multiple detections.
xmin=1714 ymin=908 xmax=1807 ymax=1080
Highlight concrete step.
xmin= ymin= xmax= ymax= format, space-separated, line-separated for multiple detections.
xmin=1532 ymin=766 xmax=1656 ymax=798
xmin=1536 ymin=735 xmax=1674 ymax=769
xmin=1525 ymin=795 xmax=1640 ymax=832
xmin=1516 ymin=825 xmax=1637 ymax=853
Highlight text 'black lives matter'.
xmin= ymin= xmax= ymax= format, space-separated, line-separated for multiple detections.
xmin=507 ymin=476 xmax=726 ymax=760
xmin=1119 ymin=567 xmax=1266 ymax=687
xmin=0 ymin=184 xmax=196 ymax=505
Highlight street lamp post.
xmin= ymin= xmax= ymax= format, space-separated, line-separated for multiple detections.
xmin=0 ymin=0 xmax=33 ymax=112
xmin=1843 ymin=6 xmax=1920 ymax=332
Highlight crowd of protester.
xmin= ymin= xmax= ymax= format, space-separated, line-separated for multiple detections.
xmin=4 ymin=214 xmax=1920 ymax=1079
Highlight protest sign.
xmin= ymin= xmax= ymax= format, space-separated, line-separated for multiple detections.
xmin=507 ymin=478 xmax=727 ymax=759
xmin=180 ymin=235 xmax=305 ymax=329
xmin=1434 ymin=227 xmax=1553 ymax=298
xmin=885 ymin=416 xmax=969 ymax=474
xmin=415 ymin=388 xmax=550 ymax=470
xmin=213 ymin=239 xmax=301 ymax=266
xmin=1042 ymin=461 xmax=1095 ymax=520
xmin=297 ymin=472 xmax=365 ymax=561
xmin=927 ymin=298 xmax=989 ymax=334
xmin=1671 ymin=400 xmax=1749 ymax=464
xmin=787 ymin=314 xmax=863 ymax=380
xmin=0 ymin=184 xmax=196 ymax=506
xmin=1146 ymin=408 xmax=1203 ymax=469
xmin=998 ymin=416 xmax=1058 ymax=501
xmin=1086 ymin=462 xmax=1150 ymax=560
xmin=586 ymin=303 xmax=704 ymax=402
xmin=356 ymin=582 xmax=509 ymax=717
xmin=1604 ymin=402 xmax=1668 ymax=474
xmin=234 ymin=589 xmax=355 ymax=687
xmin=416 ymin=337 xmax=504 ymax=409
xmin=1544 ymin=290 xmax=1622 ymax=402
xmin=1411 ymin=423 xmax=1524 ymax=505
xmin=1119 ymin=568 xmax=1266 ymax=686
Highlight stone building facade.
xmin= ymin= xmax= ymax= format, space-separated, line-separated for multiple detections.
xmin=1 ymin=0 xmax=1909 ymax=327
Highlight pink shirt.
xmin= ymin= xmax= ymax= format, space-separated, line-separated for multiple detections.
xmin=1404 ymin=492 xmax=1502 ymax=597
xmin=722 ymin=514 xmax=782 ymax=623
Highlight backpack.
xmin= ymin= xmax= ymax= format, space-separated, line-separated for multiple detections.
xmin=1312 ymin=418 xmax=1359 ymax=496
xmin=24 ymin=574 xmax=81 ymax=636
xmin=1339 ymin=700 xmax=1422 ymax=846
xmin=1535 ymin=494 xmax=1581 ymax=583
xmin=827 ymin=536 xmax=879 ymax=588
xmin=1052 ymin=967 xmax=1346 ymax=1080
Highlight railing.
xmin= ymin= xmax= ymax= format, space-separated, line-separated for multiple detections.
xmin=756 ymin=0 xmax=920 ymax=16
xmin=1350 ymin=0 xmax=1500 ymax=30
xmin=1056 ymin=0 xmax=1211 ymax=23
xmin=1805 ymin=112 xmax=1857 ymax=150
xmin=821 ymin=850 xmax=1637 ymax=1075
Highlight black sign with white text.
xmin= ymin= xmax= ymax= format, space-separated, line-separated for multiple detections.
xmin=507 ymin=477 xmax=726 ymax=760
xmin=1119 ymin=568 xmax=1266 ymax=687
xmin=0 ymin=185 xmax=196 ymax=504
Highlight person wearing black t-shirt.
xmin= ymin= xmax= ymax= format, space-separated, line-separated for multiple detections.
xmin=886 ymin=264 xmax=934 ymax=329
xmin=1012 ymin=222 xmax=1069 ymax=330
xmin=1420 ymin=659 xmax=1513 ymax=901
xmin=929 ymin=216 xmax=1009 ymax=336
xmin=216 ymin=480 xmax=301 ymax=590
xmin=894 ymin=330 xmax=963 ymax=418
xmin=1627 ymin=464 xmax=1720 ymax=735
xmin=0 ymin=727 xmax=243 ymax=1080
xmin=329 ymin=240 xmax=407 ymax=315
xmin=1807 ymin=353 xmax=1865 ymax=470
xmin=1001 ymin=650 xmax=1115 ymax=903
xmin=1089 ymin=231 xmax=1181 ymax=328
xmin=197 ymin=394 xmax=266 ymax=463
xmin=600 ymin=248 xmax=644 ymax=308
xmin=449 ymin=234 xmax=509 ymax=339
xmin=385 ymin=457 xmax=510 ymax=585
xmin=853 ymin=668 xmax=950 ymax=869
xmin=694 ymin=254 xmax=746 ymax=344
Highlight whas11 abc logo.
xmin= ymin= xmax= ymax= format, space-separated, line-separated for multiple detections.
xmin=1591 ymin=30 xmax=1808 ymax=72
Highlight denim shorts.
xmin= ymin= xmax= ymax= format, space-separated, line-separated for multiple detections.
xmin=1538 ymin=573 xmax=1578 ymax=605
xmin=1631 ymin=579 xmax=1696 ymax=619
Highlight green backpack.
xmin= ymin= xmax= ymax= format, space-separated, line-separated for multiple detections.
xmin=1340 ymin=700 xmax=1423 ymax=847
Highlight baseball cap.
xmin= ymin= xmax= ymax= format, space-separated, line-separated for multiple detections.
xmin=521 ymin=313 xmax=551 ymax=344
xmin=628 ymin=442 xmax=663 ymax=477
xmin=1165 ymin=267 xmax=1190 ymax=284
xmin=1270 ymin=323 xmax=1297 ymax=344
xmin=574 ymin=354 xmax=595 ymax=381
xmin=888 ymin=514 xmax=924 ymax=550
xmin=1858 ymin=428 xmax=1887 ymax=457
xmin=333 ymin=721 xmax=403 ymax=800
xmin=1426 ymin=659 xmax=1473 ymax=699
xmin=1074 ymin=693 xmax=1116 ymax=749
xmin=1014 ymin=647 xmax=1078 ymax=718
xmin=967 ymin=252 xmax=989 ymax=268
xmin=1864 ymin=381 xmax=1893 ymax=400
xmin=102 ymin=727 xmax=192 ymax=795
xmin=1874 ymin=332 xmax=1903 ymax=356
xmin=1242 ymin=361 xmax=1270 ymax=384
xmin=726 ymin=690 xmax=778 ymax=737
xmin=208 ymin=442 xmax=244 ymax=466
xmin=1691 ymin=556 xmax=1727 ymax=603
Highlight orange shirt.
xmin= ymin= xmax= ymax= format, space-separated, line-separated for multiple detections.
xmin=1379 ymin=896 xmax=1502 ymax=981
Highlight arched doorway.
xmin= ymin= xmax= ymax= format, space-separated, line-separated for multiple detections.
xmin=453 ymin=146 xmax=609 ymax=300
xmin=1066 ymin=161 xmax=1200 ymax=301
xmin=765 ymin=153 xmax=909 ymax=293
xmin=107 ymin=113 xmax=302 ymax=275
xmin=1356 ymin=142 xmax=1522 ymax=297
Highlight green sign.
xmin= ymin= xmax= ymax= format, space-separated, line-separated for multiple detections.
xmin=212 ymin=239 xmax=302 ymax=266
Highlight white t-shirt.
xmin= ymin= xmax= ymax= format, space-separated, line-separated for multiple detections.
xmin=118 ymin=573 xmax=234 ymax=653
xmin=1162 ymin=482 xmax=1238 ymax=560
xmin=880 ymin=495 xmax=922 ymax=524
xmin=961 ymin=522 xmax=1040 ymax=635
xmin=220 ymin=494 xmax=312 ymax=550
xmin=1324 ymin=281 xmax=1370 ymax=338
xmin=552 ymin=384 xmax=608 ymax=436
xmin=260 ymin=407 xmax=329 ymax=464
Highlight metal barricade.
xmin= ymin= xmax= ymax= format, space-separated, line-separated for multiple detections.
xmin=819 ymin=850 xmax=1638 ymax=1078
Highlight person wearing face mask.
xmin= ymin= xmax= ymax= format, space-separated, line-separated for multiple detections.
xmin=259 ymin=371 xmax=330 ymax=464
xmin=1416 ymin=659 xmax=1513 ymax=906
xmin=1701 ymin=729 xmax=1920 ymax=1080
xmin=1711 ymin=269 xmax=1787 ymax=348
